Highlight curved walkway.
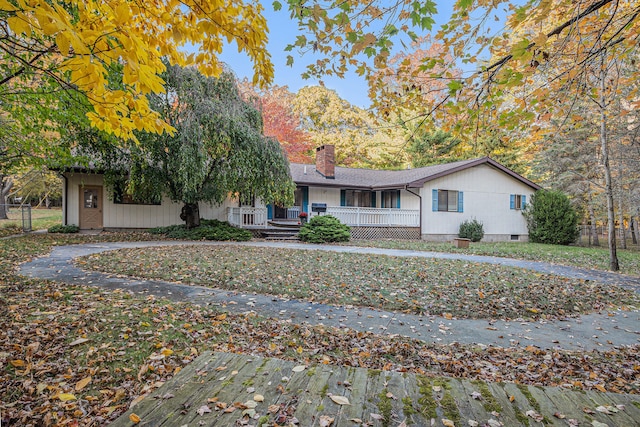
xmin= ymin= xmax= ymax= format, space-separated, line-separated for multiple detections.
xmin=19 ymin=240 xmax=640 ymax=352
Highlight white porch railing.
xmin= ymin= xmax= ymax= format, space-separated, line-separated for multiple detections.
xmin=287 ymin=206 xmax=301 ymax=219
xmin=326 ymin=206 xmax=420 ymax=227
xmin=227 ymin=207 xmax=268 ymax=228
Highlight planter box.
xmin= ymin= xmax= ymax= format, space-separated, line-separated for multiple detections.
xmin=453 ymin=238 xmax=471 ymax=249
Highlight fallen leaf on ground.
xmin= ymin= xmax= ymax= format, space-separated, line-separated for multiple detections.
xmin=197 ymin=405 xmax=211 ymax=416
xmin=75 ymin=376 xmax=91 ymax=391
xmin=319 ymin=415 xmax=334 ymax=426
xmin=58 ymin=393 xmax=76 ymax=401
xmin=69 ymin=338 xmax=90 ymax=346
xmin=525 ymin=410 xmax=544 ymax=422
xmin=329 ymin=395 xmax=350 ymax=405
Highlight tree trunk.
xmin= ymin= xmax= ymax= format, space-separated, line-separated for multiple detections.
xmin=631 ymin=217 xmax=638 ymax=245
xmin=0 ymin=175 xmax=14 ymax=220
xmin=617 ymin=198 xmax=627 ymax=250
xmin=599 ymin=67 xmax=619 ymax=271
xmin=587 ymin=195 xmax=599 ymax=246
xmin=180 ymin=203 xmax=200 ymax=229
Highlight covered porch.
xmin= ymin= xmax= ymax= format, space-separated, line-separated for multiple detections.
xmin=227 ymin=206 xmax=419 ymax=228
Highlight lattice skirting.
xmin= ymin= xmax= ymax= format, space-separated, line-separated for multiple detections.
xmin=350 ymin=226 xmax=421 ymax=240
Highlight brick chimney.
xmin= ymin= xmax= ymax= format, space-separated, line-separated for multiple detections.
xmin=315 ymin=145 xmax=335 ymax=179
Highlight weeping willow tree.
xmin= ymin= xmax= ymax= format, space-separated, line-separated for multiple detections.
xmin=123 ymin=64 xmax=294 ymax=228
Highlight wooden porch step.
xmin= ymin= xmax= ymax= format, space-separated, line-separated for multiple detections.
xmin=263 ymin=230 xmax=300 ymax=240
xmin=268 ymin=219 xmax=302 ymax=228
xmin=110 ymin=351 xmax=640 ymax=427
xmin=265 ymin=235 xmax=300 ymax=241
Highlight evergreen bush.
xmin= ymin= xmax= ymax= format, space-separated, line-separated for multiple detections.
xmin=298 ymin=215 xmax=350 ymax=243
xmin=523 ymin=190 xmax=579 ymax=245
xmin=148 ymin=219 xmax=251 ymax=241
xmin=48 ymin=224 xmax=80 ymax=233
xmin=458 ymin=219 xmax=484 ymax=242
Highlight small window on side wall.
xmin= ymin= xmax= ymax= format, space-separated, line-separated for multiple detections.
xmin=510 ymin=194 xmax=527 ymax=210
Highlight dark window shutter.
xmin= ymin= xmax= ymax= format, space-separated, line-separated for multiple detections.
xmin=396 ymin=190 xmax=401 ymax=208
xmin=370 ymin=191 xmax=376 ymax=208
xmin=340 ymin=190 xmax=346 ymax=207
xmin=510 ymin=194 xmax=515 ymax=210
xmin=432 ymin=189 xmax=438 ymax=212
xmin=458 ymin=191 xmax=464 ymax=212
xmin=302 ymin=187 xmax=309 ymax=213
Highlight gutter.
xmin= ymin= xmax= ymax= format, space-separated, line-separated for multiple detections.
xmin=405 ymin=186 xmax=422 ymax=235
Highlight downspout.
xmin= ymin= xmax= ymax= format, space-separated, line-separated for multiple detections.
xmin=59 ymin=172 xmax=68 ymax=226
xmin=405 ymin=186 xmax=422 ymax=237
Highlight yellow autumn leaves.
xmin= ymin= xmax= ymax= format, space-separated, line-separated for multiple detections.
xmin=1 ymin=0 xmax=273 ymax=140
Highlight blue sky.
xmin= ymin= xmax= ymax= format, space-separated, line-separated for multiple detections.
xmin=218 ymin=3 xmax=456 ymax=109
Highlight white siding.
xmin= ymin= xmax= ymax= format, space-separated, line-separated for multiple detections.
xmin=307 ymin=187 xmax=341 ymax=219
xmin=419 ymin=164 xmax=535 ymax=242
xmin=398 ymin=189 xmax=420 ymax=210
xmin=64 ymin=173 xmax=232 ymax=229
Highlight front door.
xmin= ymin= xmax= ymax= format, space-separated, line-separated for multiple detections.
xmin=273 ymin=187 xmax=305 ymax=219
xmin=79 ymin=186 xmax=103 ymax=229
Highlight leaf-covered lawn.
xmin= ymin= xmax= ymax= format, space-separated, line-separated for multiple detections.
xmin=79 ymin=245 xmax=639 ymax=320
xmin=342 ymin=240 xmax=640 ymax=276
xmin=2 ymin=235 xmax=639 ymax=426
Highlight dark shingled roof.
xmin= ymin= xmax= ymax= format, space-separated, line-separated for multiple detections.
xmin=290 ymin=157 xmax=541 ymax=191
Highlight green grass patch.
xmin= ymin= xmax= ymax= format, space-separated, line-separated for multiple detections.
xmin=342 ymin=239 xmax=640 ymax=276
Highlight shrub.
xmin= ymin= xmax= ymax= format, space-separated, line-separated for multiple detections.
xmin=523 ymin=190 xmax=579 ymax=245
xmin=48 ymin=224 xmax=80 ymax=233
xmin=148 ymin=219 xmax=251 ymax=241
xmin=298 ymin=215 xmax=350 ymax=243
xmin=458 ymin=219 xmax=484 ymax=242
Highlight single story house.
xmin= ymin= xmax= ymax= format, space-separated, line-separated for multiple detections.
xmin=60 ymin=145 xmax=540 ymax=241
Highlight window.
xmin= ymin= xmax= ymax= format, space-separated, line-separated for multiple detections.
xmin=510 ymin=194 xmax=527 ymax=210
xmin=341 ymin=190 xmax=374 ymax=207
xmin=112 ymin=177 xmax=161 ymax=205
xmin=432 ymin=189 xmax=463 ymax=212
xmin=381 ymin=190 xmax=400 ymax=208
xmin=83 ymin=189 xmax=99 ymax=208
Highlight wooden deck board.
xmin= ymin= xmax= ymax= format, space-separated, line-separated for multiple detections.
xmin=111 ymin=351 xmax=640 ymax=427
xmin=451 ymin=380 xmax=489 ymax=425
